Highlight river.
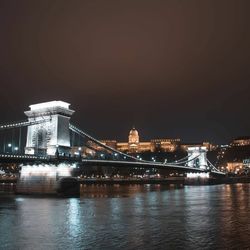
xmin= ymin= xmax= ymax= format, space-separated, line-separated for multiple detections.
xmin=0 ymin=184 xmax=250 ymax=250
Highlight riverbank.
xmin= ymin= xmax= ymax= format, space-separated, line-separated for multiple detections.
xmin=78 ymin=177 xmax=185 ymax=185
xmin=79 ymin=177 xmax=250 ymax=186
xmin=1 ymin=176 xmax=250 ymax=186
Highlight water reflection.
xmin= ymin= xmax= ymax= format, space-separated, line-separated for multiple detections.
xmin=219 ymin=184 xmax=250 ymax=249
xmin=67 ymin=199 xmax=81 ymax=238
xmin=80 ymin=183 xmax=182 ymax=198
xmin=0 ymin=184 xmax=249 ymax=249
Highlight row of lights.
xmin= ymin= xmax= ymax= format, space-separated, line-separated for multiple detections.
xmin=0 ymin=121 xmax=28 ymax=128
xmin=0 ymin=118 xmax=49 ymax=130
xmin=0 ymin=154 xmax=46 ymax=160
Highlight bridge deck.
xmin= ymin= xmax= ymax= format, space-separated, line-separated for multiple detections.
xmin=0 ymin=153 xmax=225 ymax=175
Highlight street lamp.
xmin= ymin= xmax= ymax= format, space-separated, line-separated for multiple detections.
xmin=7 ymin=143 xmax=12 ymax=154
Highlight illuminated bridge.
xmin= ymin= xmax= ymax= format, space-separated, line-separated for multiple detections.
xmin=0 ymin=101 xmax=224 ymax=195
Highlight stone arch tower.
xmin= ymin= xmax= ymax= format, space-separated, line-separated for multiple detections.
xmin=187 ymin=146 xmax=208 ymax=170
xmin=25 ymin=101 xmax=74 ymax=156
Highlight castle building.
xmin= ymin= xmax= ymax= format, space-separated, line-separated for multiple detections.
xmin=101 ymin=127 xmax=180 ymax=153
xmin=71 ymin=127 xmax=216 ymax=156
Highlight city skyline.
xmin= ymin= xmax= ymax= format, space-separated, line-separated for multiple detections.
xmin=0 ymin=0 xmax=250 ymax=144
xmin=99 ymin=125 xmax=250 ymax=146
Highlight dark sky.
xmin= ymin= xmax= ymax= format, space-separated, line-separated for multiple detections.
xmin=0 ymin=0 xmax=250 ymax=144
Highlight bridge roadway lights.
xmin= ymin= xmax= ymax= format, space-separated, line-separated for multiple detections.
xmin=16 ymin=163 xmax=80 ymax=196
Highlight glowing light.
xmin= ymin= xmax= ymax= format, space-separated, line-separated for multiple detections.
xmin=187 ymin=172 xmax=209 ymax=178
xmin=29 ymin=101 xmax=70 ymax=111
xmin=15 ymin=198 xmax=25 ymax=202
xmin=20 ymin=164 xmax=73 ymax=178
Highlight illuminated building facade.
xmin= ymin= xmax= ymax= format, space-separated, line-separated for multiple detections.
xmin=231 ymin=137 xmax=250 ymax=146
xmin=150 ymin=139 xmax=181 ymax=152
xmin=226 ymin=158 xmax=250 ymax=174
xmin=99 ymin=127 xmax=180 ymax=153
xmin=226 ymin=162 xmax=244 ymax=173
xmin=71 ymin=127 xmax=217 ymax=157
xmin=181 ymin=142 xmax=216 ymax=151
xmin=70 ymin=127 xmax=217 ymax=157
xmin=128 ymin=127 xmax=140 ymax=152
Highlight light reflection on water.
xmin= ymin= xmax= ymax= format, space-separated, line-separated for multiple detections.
xmin=0 ymin=184 xmax=250 ymax=250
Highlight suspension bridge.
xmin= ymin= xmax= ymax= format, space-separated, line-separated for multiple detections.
xmin=0 ymin=101 xmax=224 ymax=195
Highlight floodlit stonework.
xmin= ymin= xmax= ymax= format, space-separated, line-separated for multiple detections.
xmin=187 ymin=146 xmax=207 ymax=170
xmin=25 ymin=101 xmax=74 ymax=156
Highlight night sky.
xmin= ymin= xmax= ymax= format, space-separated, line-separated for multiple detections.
xmin=0 ymin=0 xmax=250 ymax=144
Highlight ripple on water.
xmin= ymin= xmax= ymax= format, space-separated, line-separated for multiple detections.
xmin=0 ymin=184 xmax=250 ymax=250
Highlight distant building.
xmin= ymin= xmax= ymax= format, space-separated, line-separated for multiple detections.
xmin=226 ymin=161 xmax=243 ymax=173
xmin=127 ymin=127 xmax=141 ymax=152
xmin=231 ymin=136 xmax=250 ymax=146
xmin=225 ymin=160 xmax=250 ymax=174
xmin=150 ymin=138 xmax=180 ymax=152
xmin=101 ymin=127 xmax=180 ymax=153
xmin=181 ymin=142 xmax=216 ymax=151
xmin=71 ymin=127 xmax=216 ymax=156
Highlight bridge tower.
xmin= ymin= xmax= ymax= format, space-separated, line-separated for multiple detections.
xmin=24 ymin=101 xmax=74 ymax=156
xmin=187 ymin=146 xmax=208 ymax=170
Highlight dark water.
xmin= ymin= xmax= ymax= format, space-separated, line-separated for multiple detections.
xmin=0 ymin=184 xmax=250 ymax=250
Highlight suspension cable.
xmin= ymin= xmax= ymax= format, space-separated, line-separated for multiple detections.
xmin=207 ymin=158 xmax=223 ymax=173
xmin=69 ymin=124 xmax=142 ymax=162
xmin=167 ymin=154 xmax=189 ymax=164
xmin=169 ymin=154 xmax=201 ymax=165
xmin=0 ymin=118 xmax=51 ymax=131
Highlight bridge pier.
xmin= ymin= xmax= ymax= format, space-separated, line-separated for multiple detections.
xmin=16 ymin=163 xmax=79 ymax=196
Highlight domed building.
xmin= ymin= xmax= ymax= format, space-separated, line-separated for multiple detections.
xmin=128 ymin=127 xmax=140 ymax=152
xmin=96 ymin=127 xmax=181 ymax=154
